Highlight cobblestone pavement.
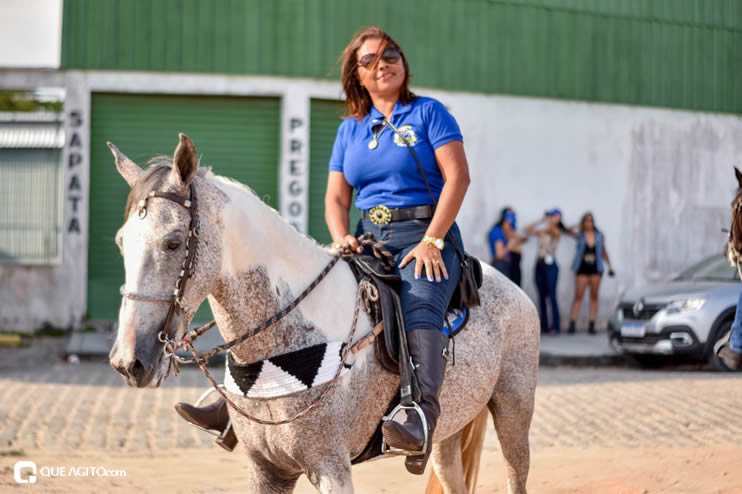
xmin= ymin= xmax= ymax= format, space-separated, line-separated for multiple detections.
xmin=1 ymin=361 xmax=741 ymax=454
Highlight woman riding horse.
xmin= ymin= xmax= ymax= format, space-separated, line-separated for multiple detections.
xmin=324 ymin=25 xmax=471 ymax=474
xmin=174 ymin=25 xmax=471 ymax=472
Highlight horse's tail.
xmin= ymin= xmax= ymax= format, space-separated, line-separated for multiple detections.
xmin=425 ymin=408 xmax=489 ymax=494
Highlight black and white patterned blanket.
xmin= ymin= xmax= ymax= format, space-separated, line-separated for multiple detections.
xmin=224 ymin=342 xmax=351 ymax=399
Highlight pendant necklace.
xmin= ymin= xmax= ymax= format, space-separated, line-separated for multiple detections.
xmin=368 ymin=122 xmax=388 ymax=150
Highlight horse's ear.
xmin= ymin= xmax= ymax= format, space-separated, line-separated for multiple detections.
xmin=170 ymin=133 xmax=199 ymax=192
xmin=735 ymin=167 xmax=742 ymax=189
xmin=107 ymin=142 xmax=143 ymax=188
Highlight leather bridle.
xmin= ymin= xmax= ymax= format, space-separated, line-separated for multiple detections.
xmin=115 ymin=185 xmax=399 ymax=425
xmin=119 ymin=183 xmax=201 ymax=356
xmin=728 ymin=195 xmax=742 ymax=280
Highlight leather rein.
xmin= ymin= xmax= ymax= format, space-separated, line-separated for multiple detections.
xmin=117 ymin=181 xmax=385 ymax=425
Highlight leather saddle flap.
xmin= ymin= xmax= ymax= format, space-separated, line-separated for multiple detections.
xmin=343 ymin=255 xmax=402 ymax=373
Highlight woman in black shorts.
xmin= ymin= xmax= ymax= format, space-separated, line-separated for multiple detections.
xmin=567 ymin=212 xmax=614 ymax=334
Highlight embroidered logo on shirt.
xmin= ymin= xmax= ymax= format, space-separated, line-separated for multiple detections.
xmin=393 ymin=125 xmax=419 ymax=147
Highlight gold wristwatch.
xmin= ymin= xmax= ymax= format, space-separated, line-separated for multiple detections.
xmin=423 ymin=236 xmax=445 ymax=250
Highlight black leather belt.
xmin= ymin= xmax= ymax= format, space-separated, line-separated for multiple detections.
xmin=363 ymin=205 xmax=435 ymax=225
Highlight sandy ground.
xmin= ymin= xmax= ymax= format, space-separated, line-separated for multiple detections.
xmin=2 ymin=445 xmax=741 ymax=493
xmin=3 ymin=356 xmax=741 ymax=493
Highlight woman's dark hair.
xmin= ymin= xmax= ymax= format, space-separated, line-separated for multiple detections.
xmin=495 ymin=207 xmax=513 ymax=228
xmin=339 ymin=25 xmax=416 ymax=119
xmin=579 ymin=212 xmax=600 ymax=233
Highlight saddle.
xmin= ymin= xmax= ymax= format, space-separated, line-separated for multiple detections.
xmin=343 ymin=254 xmax=470 ymax=374
xmin=343 ymin=254 xmax=404 ymax=374
xmin=343 ymin=253 xmax=470 ymax=465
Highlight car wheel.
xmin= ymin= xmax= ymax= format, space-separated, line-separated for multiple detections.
xmin=709 ymin=320 xmax=739 ymax=372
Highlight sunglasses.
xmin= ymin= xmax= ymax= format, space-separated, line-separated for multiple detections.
xmin=358 ymin=47 xmax=401 ymax=69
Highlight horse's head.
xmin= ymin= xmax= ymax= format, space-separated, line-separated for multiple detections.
xmin=728 ymin=167 xmax=742 ymax=266
xmin=108 ymin=134 xmax=222 ymax=388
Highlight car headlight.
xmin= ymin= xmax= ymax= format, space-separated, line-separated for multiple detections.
xmin=665 ymin=298 xmax=705 ymax=314
xmin=615 ymin=307 xmax=624 ymax=324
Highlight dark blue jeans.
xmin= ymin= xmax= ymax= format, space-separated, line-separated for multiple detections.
xmin=492 ymin=258 xmax=510 ymax=278
xmin=355 ymin=218 xmax=463 ymax=334
xmin=535 ymin=259 xmax=560 ymax=332
xmin=730 ymin=290 xmax=742 ymax=352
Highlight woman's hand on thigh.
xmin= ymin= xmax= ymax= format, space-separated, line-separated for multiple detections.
xmin=399 ymin=241 xmax=449 ymax=283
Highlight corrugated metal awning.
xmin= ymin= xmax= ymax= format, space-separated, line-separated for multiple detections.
xmin=0 ymin=113 xmax=65 ymax=149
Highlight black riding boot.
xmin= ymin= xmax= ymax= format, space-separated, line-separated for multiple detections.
xmin=174 ymin=397 xmax=238 ymax=452
xmin=382 ymin=329 xmax=448 ymax=475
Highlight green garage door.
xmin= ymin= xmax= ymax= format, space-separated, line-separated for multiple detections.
xmin=88 ymin=93 xmax=280 ymax=321
xmin=308 ymin=99 xmax=361 ymax=245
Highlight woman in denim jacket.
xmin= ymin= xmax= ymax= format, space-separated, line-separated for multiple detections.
xmin=567 ymin=212 xmax=614 ymax=334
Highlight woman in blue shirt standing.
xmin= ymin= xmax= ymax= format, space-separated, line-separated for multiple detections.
xmin=488 ymin=208 xmax=514 ymax=277
xmin=567 ymin=212 xmax=614 ymax=334
xmin=324 ymin=26 xmax=470 ymax=474
xmin=488 ymin=207 xmax=527 ymax=286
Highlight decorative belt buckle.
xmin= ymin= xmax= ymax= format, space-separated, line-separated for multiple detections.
xmin=369 ymin=205 xmax=392 ymax=225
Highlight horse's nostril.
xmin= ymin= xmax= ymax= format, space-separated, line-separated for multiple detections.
xmin=126 ymin=358 xmax=146 ymax=380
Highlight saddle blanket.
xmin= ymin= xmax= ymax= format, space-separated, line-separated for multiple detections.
xmin=443 ymin=307 xmax=468 ymax=337
xmin=224 ymin=342 xmax=351 ymax=399
xmin=223 ymin=307 xmax=469 ymax=399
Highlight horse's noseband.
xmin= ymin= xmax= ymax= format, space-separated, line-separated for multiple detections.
xmin=119 ymin=183 xmax=200 ymax=350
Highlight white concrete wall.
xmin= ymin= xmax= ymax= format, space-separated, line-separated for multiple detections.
xmin=431 ymin=91 xmax=742 ymax=328
xmin=0 ymin=0 xmax=62 ymax=68
xmin=1 ymin=69 xmax=740 ymax=331
xmin=0 ymin=70 xmax=88 ymax=332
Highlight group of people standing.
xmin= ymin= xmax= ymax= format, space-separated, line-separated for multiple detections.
xmin=488 ymin=208 xmax=615 ymax=334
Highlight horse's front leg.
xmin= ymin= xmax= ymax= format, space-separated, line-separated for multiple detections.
xmin=304 ymin=454 xmax=354 ymax=494
xmin=245 ymin=454 xmax=302 ymax=494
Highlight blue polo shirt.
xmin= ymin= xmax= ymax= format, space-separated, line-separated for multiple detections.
xmin=328 ymin=96 xmax=463 ymax=211
xmin=488 ymin=225 xmax=508 ymax=259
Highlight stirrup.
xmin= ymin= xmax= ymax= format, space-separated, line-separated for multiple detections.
xmin=187 ymin=385 xmax=231 ymax=437
xmin=381 ymin=402 xmax=428 ymax=457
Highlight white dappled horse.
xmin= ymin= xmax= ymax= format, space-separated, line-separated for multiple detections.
xmin=108 ymin=134 xmax=539 ymax=494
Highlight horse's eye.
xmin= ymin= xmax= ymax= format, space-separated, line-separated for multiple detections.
xmin=166 ymin=240 xmax=181 ymax=251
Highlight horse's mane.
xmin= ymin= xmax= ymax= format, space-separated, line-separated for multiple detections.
xmin=124 ymin=156 xmax=326 ymax=250
xmin=207 ymin=173 xmax=327 ymax=250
